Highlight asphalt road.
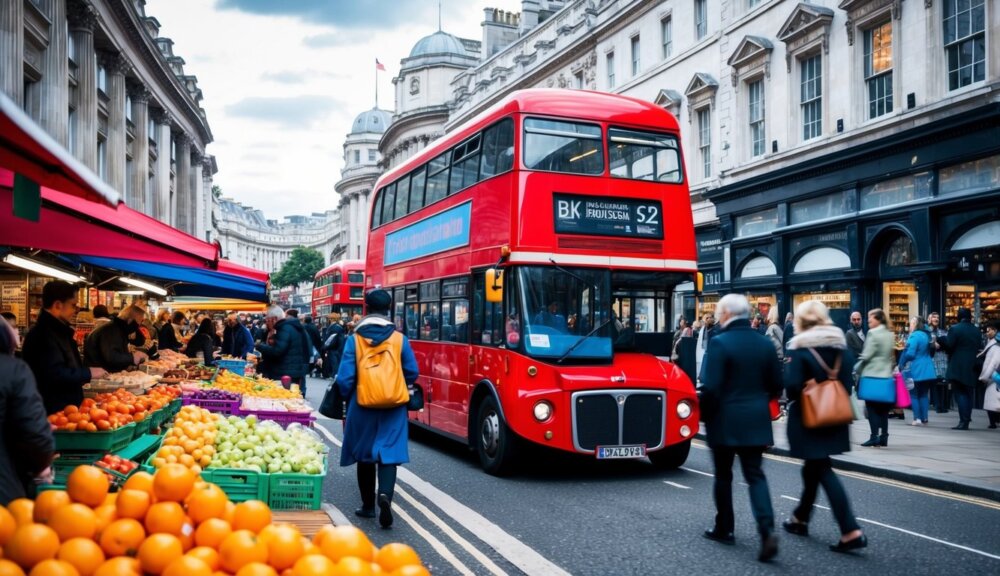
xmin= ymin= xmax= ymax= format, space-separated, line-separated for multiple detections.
xmin=304 ymin=379 xmax=1000 ymax=576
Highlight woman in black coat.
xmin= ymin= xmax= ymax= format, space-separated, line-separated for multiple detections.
xmin=782 ymin=300 xmax=867 ymax=553
xmin=185 ymin=318 xmax=218 ymax=365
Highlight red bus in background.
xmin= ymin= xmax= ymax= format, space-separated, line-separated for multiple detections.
xmin=365 ymin=89 xmax=698 ymax=475
xmin=311 ymin=259 xmax=365 ymax=319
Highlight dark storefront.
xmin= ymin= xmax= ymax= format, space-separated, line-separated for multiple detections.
xmin=700 ymin=103 xmax=1000 ymax=335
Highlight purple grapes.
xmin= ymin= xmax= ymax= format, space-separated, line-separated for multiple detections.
xmin=188 ymin=389 xmax=240 ymax=401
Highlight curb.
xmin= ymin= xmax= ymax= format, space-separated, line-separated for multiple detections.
xmin=694 ymin=432 xmax=1000 ymax=503
xmin=322 ymin=502 xmax=353 ymax=527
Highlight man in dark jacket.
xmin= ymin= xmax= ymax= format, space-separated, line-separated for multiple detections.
xmin=256 ymin=305 xmax=311 ymax=393
xmin=21 ymin=280 xmax=107 ymax=414
xmin=302 ymin=316 xmax=323 ymax=376
xmin=322 ymin=314 xmax=346 ymax=379
xmin=84 ymin=305 xmax=148 ymax=372
xmin=222 ymin=313 xmax=255 ymax=359
xmin=700 ymin=293 xmax=783 ymax=562
xmin=844 ymin=311 xmax=866 ymax=357
xmin=158 ymin=311 xmax=187 ymax=352
xmin=939 ymin=307 xmax=982 ymax=429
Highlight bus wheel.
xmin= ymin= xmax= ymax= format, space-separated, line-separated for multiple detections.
xmin=476 ymin=396 xmax=518 ymax=476
xmin=648 ymin=440 xmax=691 ymax=470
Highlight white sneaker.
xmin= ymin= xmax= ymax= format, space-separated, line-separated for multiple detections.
xmin=910 ymin=420 xmax=923 ymax=426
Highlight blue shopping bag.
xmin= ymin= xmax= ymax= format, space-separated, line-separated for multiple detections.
xmin=857 ymin=376 xmax=896 ymax=403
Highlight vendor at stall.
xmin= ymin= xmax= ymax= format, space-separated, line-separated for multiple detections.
xmin=84 ymin=304 xmax=148 ymax=372
xmin=186 ymin=318 xmax=219 ymax=365
xmin=223 ymin=313 xmax=255 ymax=359
xmin=21 ymin=280 xmax=107 ymax=414
xmin=158 ymin=311 xmax=187 ymax=352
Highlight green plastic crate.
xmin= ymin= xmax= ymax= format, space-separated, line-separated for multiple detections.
xmin=54 ymin=423 xmax=136 ymax=452
xmin=132 ymin=416 xmax=152 ymax=439
xmin=267 ymin=470 xmax=325 ymax=510
xmin=200 ymin=468 xmax=268 ymax=503
xmin=52 ymin=451 xmax=103 ymax=484
xmin=37 ymin=483 xmax=66 ymax=493
xmin=115 ymin=434 xmax=162 ymax=462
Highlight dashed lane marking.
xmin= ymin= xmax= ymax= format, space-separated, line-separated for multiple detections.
xmin=681 ymin=466 xmax=714 ymax=478
xmin=780 ymin=495 xmax=829 ymax=510
xmin=663 ymin=481 xmax=691 ymax=489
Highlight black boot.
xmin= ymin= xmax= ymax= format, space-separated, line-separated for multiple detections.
xmin=376 ymin=463 xmax=398 ymax=529
xmin=951 ymin=421 xmax=969 ymax=430
xmin=860 ymin=435 xmax=880 ymax=447
xmin=377 ymin=493 xmax=393 ymax=528
xmin=759 ymin=531 xmax=779 ymax=563
xmin=355 ymin=463 xmax=376 ymax=518
xmin=879 ymin=434 xmax=888 ymax=447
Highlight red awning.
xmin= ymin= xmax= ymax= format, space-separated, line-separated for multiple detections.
xmin=217 ymin=258 xmax=270 ymax=284
xmin=1 ymin=168 xmax=219 ymax=268
xmin=0 ymin=92 xmax=119 ymax=206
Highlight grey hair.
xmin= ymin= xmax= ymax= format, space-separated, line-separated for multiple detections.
xmin=716 ymin=294 xmax=750 ymax=321
xmin=265 ymin=305 xmax=285 ymax=320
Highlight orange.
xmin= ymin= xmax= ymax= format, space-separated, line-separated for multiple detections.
xmin=120 ymin=473 xmax=153 ymax=497
xmin=185 ymin=484 xmax=227 ymax=525
xmin=316 ymin=526 xmax=372 ymax=562
xmin=92 ymin=506 xmax=117 ymax=537
xmin=221 ymin=502 xmax=236 ymax=525
xmin=184 ymin=548 xmax=219 ymax=571
xmin=0 ymin=508 xmax=15 ymax=547
xmin=49 ymin=503 xmax=97 ymax=541
xmin=5 ymin=501 xmax=33 ymax=528
xmin=218 ymin=530 xmax=267 ymax=574
xmin=290 ymin=555 xmax=336 ymax=576
xmin=335 ymin=557 xmax=372 ymax=576
xmin=91 ymin=558 xmax=140 ymax=576
xmin=301 ymin=538 xmax=320 ymax=557
xmin=113 ymin=491 xmax=149 ymax=522
xmin=0 ymin=559 xmax=25 ymax=576
xmin=32 ymin=491 xmax=71 ymax=524
xmin=259 ymin=525 xmax=303 ymax=571
xmin=235 ymin=563 xmax=277 ymax=576
xmin=143 ymin=502 xmax=185 ymax=536
xmin=389 ymin=567 xmax=430 ymax=576
xmin=25 ymin=559 xmax=79 ymax=576
xmin=152 ymin=465 xmax=195 ymax=503
xmin=136 ymin=534 xmax=183 ymax=575
xmin=193 ymin=519 xmax=231 ymax=549
xmin=67 ymin=467 xmax=110 ymax=508
xmin=3 ymin=524 xmax=60 ymax=569
xmin=98 ymin=519 xmax=145 ymax=558
xmin=160 ymin=556 xmax=211 ymax=576
xmin=101 ymin=494 xmax=117 ymax=507
xmin=230 ymin=501 xmax=271 ymax=534
xmin=374 ymin=544 xmax=420 ymax=573
xmin=57 ymin=538 xmax=105 ymax=576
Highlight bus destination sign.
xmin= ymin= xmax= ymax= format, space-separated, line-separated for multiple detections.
xmin=553 ymin=193 xmax=663 ymax=239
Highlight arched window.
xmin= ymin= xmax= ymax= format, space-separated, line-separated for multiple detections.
xmin=739 ymin=255 xmax=777 ymax=278
xmin=793 ymin=247 xmax=851 ymax=273
xmin=883 ymin=235 xmax=915 ymax=268
xmin=951 ymin=221 xmax=1000 ymax=251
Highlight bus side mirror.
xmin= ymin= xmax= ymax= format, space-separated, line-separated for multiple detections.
xmin=486 ymin=269 xmax=503 ymax=303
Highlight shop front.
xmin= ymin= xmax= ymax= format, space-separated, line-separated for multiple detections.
xmin=941 ymin=218 xmax=1000 ymax=327
xmin=731 ymin=243 xmax=781 ymax=322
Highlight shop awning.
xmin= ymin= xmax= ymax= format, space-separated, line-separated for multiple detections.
xmin=72 ymin=256 xmax=269 ymax=303
xmin=0 ymin=92 xmax=119 ymax=206
xmin=1 ymin=169 xmax=219 ymax=268
xmin=166 ymin=297 xmax=269 ymax=312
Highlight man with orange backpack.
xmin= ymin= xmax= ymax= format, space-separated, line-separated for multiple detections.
xmin=336 ymin=289 xmax=419 ymax=528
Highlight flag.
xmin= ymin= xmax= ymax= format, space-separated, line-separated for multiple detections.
xmin=375 ymin=59 xmax=386 ymax=72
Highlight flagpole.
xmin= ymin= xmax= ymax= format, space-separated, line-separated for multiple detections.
xmin=375 ymin=59 xmax=379 ymax=109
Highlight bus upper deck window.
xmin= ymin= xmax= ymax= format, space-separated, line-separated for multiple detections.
xmin=524 ymin=118 xmax=603 ymax=175
xmin=608 ymin=128 xmax=683 ymax=184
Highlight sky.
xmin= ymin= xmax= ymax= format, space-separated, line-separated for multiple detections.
xmin=146 ymin=0 xmax=522 ymax=220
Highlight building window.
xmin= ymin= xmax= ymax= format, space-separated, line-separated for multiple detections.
xmin=97 ymin=63 xmax=107 ymax=94
xmin=68 ymin=34 xmax=76 ymax=64
xmin=661 ymin=17 xmax=672 ymax=59
xmin=695 ymin=0 xmax=708 ymax=40
xmin=860 ymin=172 xmax=933 ymax=210
xmin=574 ymin=70 xmax=584 ymax=88
xmin=748 ymin=79 xmax=765 ymax=158
xmin=353 ymin=150 xmax=360 ymax=164
xmin=864 ymin=21 xmax=893 ymax=119
xmin=368 ymin=149 xmax=376 ymax=161
xmin=125 ymin=96 xmax=132 ymax=122
xmin=790 ymin=190 xmax=852 ymax=225
xmin=606 ymin=52 xmax=615 ymax=88
xmin=736 ymin=207 xmax=780 ymax=237
xmin=749 ymin=0 xmax=762 ymax=8
xmin=697 ymin=108 xmax=711 ymax=179
xmin=68 ymin=108 xmax=77 ymax=154
xmin=97 ymin=139 xmax=107 ymax=181
xmin=943 ymin=0 xmax=985 ymax=90
xmin=800 ymin=54 xmax=822 ymax=140
xmin=630 ymin=35 xmax=640 ymax=76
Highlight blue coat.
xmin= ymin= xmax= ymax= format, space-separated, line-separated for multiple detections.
xmin=898 ymin=329 xmax=936 ymax=383
xmin=700 ymin=319 xmax=783 ymax=447
xmin=336 ymin=316 xmax=418 ymax=466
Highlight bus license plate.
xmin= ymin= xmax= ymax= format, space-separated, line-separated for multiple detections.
xmin=595 ymin=445 xmax=646 ymax=459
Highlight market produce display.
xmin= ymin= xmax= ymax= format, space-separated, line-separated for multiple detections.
xmin=47 ymin=386 xmax=181 ymax=432
xmin=212 ymin=416 xmax=326 ymax=474
xmin=213 ymin=371 xmax=301 ymax=400
xmin=186 ymin=389 xmax=241 ymax=402
xmin=152 ymin=405 xmax=219 ymax=473
xmin=0 ymin=464 xmax=431 ymax=575
xmin=239 ymin=397 xmax=311 ymax=414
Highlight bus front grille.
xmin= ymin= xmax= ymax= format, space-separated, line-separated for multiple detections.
xmin=572 ymin=391 xmax=665 ymax=452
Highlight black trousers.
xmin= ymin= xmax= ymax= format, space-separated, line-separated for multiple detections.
xmin=866 ymin=401 xmax=891 ymax=438
xmin=794 ymin=458 xmax=861 ymax=536
xmin=357 ymin=461 xmax=398 ymax=509
xmin=711 ymin=446 xmax=774 ymax=535
xmin=953 ymin=382 xmax=974 ymax=424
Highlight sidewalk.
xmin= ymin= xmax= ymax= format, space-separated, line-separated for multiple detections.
xmin=702 ymin=408 xmax=1000 ymax=502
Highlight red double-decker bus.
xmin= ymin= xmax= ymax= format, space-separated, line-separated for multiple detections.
xmin=365 ymin=89 xmax=698 ymax=474
xmin=311 ymin=259 xmax=365 ymax=319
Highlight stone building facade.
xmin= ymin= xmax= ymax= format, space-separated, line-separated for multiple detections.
xmin=0 ymin=0 xmax=215 ymax=238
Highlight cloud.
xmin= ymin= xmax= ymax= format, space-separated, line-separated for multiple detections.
xmin=215 ymin=0 xmax=461 ymax=30
xmin=260 ymin=70 xmax=308 ymax=84
xmin=225 ymin=95 xmax=344 ymax=128
xmin=302 ymin=30 xmax=373 ymax=49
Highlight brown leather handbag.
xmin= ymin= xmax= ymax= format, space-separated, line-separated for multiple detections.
xmin=801 ymin=348 xmax=855 ymax=429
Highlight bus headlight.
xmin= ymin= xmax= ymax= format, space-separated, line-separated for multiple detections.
xmin=676 ymin=400 xmax=692 ymax=420
xmin=533 ymin=401 xmax=553 ymax=422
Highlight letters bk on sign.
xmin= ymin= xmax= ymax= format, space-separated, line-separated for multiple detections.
xmin=553 ymin=193 xmax=664 ymax=240
xmin=384 ymin=201 xmax=472 ymax=265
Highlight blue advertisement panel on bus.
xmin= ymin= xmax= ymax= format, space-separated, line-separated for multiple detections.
xmin=384 ymin=201 xmax=472 ymax=265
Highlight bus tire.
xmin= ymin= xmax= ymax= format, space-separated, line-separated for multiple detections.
xmin=647 ymin=440 xmax=691 ymax=470
xmin=475 ymin=395 xmax=518 ymax=476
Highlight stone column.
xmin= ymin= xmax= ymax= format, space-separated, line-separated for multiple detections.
xmin=100 ymin=51 xmax=130 ymax=193
xmin=350 ymin=194 xmax=360 ymax=258
xmin=0 ymin=0 xmax=23 ymax=107
xmin=201 ymin=159 xmax=213 ymax=241
xmin=175 ymin=133 xmax=191 ymax=233
xmin=38 ymin=0 xmax=69 ymax=146
xmin=68 ymin=0 xmax=98 ymax=170
xmin=150 ymin=108 xmax=173 ymax=223
xmin=190 ymin=149 xmax=203 ymax=239
xmin=127 ymin=83 xmax=150 ymax=213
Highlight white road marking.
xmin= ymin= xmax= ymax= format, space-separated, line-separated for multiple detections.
xmin=663 ymin=481 xmax=691 ymax=489
xmin=855 ymin=517 xmax=1000 ymax=561
xmin=393 ymin=503 xmax=477 ymax=576
xmin=780 ymin=495 xmax=828 ymax=510
xmin=313 ymin=421 xmax=572 ymax=576
xmin=681 ymin=466 xmax=714 ymax=478
xmin=396 ymin=486 xmax=508 ymax=576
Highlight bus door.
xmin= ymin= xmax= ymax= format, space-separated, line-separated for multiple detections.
xmin=435 ymin=277 xmax=472 ymax=438
xmin=471 ymin=271 xmax=509 ymax=432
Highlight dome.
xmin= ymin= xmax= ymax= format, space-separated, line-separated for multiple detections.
xmin=409 ymin=30 xmax=467 ymax=58
xmin=350 ymin=108 xmax=393 ymax=135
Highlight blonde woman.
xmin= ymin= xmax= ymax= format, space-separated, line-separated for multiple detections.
xmin=765 ymin=308 xmax=784 ymax=361
xmin=855 ymin=309 xmax=896 ymax=447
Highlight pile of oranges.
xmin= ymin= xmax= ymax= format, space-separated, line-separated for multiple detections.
xmin=0 ymin=463 xmax=431 ymax=576
xmin=47 ymin=387 xmax=182 ymax=433
xmin=153 ymin=406 xmax=219 ymax=473
xmin=212 ymin=373 xmax=300 ymax=400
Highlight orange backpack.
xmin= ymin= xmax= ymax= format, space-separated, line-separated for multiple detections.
xmin=354 ymin=331 xmax=409 ymax=408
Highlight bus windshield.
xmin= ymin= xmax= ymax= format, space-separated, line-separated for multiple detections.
xmin=517 ymin=266 xmax=612 ymax=361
